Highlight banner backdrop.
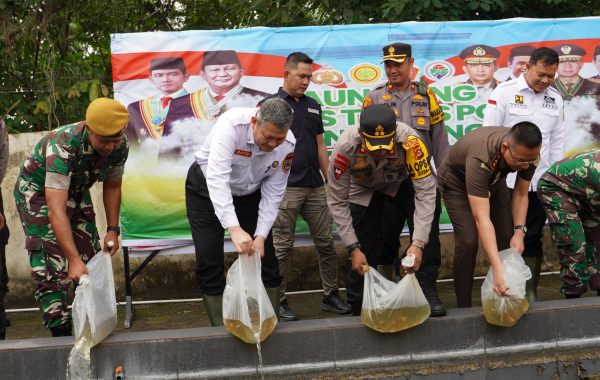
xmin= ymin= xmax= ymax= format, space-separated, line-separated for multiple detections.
xmin=111 ymin=17 xmax=600 ymax=249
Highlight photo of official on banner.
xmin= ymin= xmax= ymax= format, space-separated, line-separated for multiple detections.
xmin=110 ymin=17 xmax=600 ymax=251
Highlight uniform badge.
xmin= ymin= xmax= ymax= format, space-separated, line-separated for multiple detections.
xmin=393 ymin=109 xmax=399 ymax=117
xmin=515 ymin=95 xmax=524 ymax=104
xmin=416 ymin=108 xmax=425 ymax=114
xmin=333 ymin=153 xmax=350 ymax=180
xmin=282 ymin=153 xmax=293 ymax=173
xmin=381 ymin=94 xmax=392 ymax=101
xmin=234 ymin=149 xmax=252 ymax=157
xmin=417 ymin=117 xmax=426 ymax=126
xmin=362 ymin=97 xmax=372 ymax=109
xmin=271 ymin=161 xmax=279 ymax=168
xmin=412 ymin=94 xmax=424 ymax=100
xmin=402 ymin=136 xmax=431 ymax=179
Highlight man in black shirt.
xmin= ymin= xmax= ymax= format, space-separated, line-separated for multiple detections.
xmin=262 ymin=52 xmax=351 ymax=321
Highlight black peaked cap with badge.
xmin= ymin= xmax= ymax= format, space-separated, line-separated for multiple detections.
xmin=359 ymin=105 xmax=397 ymax=151
xmin=552 ymin=44 xmax=586 ymax=62
xmin=382 ymin=43 xmax=412 ymax=63
xmin=460 ymin=45 xmax=500 ymax=63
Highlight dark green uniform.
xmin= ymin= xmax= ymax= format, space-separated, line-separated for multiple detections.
xmin=538 ymin=149 xmax=600 ymax=296
xmin=14 ymin=122 xmax=128 ymax=328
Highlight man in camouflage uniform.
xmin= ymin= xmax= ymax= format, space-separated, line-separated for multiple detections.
xmin=538 ymin=149 xmax=600 ymax=298
xmin=362 ymin=42 xmax=449 ymax=316
xmin=14 ymin=98 xmax=129 ymax=337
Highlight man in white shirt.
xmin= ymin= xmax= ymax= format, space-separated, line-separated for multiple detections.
xmin=185 ymin=98 xmax=295 ymax=326
xmin=483 ymin=47 xmax=564 ymax=302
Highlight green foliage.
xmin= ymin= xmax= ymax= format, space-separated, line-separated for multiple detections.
xmin=1 ymin=0 xmax=599 ymax=133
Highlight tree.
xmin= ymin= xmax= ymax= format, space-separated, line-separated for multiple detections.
xmin=1 ymin=0 xmax=598 ymax=133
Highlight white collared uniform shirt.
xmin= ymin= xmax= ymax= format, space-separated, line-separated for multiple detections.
xmin=195 ymin=107 xmax=296 ymax=238
xmin=483 ymin=74 xmax=564 ymax=190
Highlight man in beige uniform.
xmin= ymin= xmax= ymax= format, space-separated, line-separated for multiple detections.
xmin=437 ymin=122 xmax=541 ymax=307
xmin=327 ymin=104 xmax=436 ymax=315
xmin=362 ymin=42 xmax=449 ymax=316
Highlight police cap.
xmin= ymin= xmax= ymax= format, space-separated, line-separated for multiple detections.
xmin=201 ymin=50 xmax=241 ymax=68
xmin=552 ymin=44 xmax=586 ymax=62
xmin=359 ymin=105 xmax=396 ymax=152
xmin=460 ymin=45 xmax=500 ymax=63
xmin=150 ymin=57 xmax=187 ymax=74
xmin=509 ymin=45 xmax=535 ymax=60
xmin=382 ymin=43 xmax=412 ymax=63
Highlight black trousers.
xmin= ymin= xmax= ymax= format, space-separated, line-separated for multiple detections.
xmin=185 ymin=162 xmax=282 ymax=296
xmin=346 ymin=192 xmax=387 ymax=312
xmin=381 ymin=179 xmax=442 ymax=278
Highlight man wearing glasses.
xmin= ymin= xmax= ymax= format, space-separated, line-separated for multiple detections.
xmin=437 ymin=122 xmax=542 ymax=308
xmin=483 ymin=47 xmax=564 ymax=303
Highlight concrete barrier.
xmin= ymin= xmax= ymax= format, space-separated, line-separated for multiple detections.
xmin=2 ymin=297 xmax=599 ymax=379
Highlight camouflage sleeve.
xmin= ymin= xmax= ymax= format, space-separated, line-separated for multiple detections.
xmin=44 ymin=137 xmax=76 ymax=190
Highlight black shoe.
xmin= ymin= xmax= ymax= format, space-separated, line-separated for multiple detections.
xmin=565 ymin=293 xmax=581 ymax=299
xmin=279 ymin=300 xmax=299 ymax=322
xmin=416 ymin=272 xmax=447 ymax=317
xmin=50 ymin=320 xmax=73 ymax=337
xmin=321 ymin=290 xmax=351 ymax=314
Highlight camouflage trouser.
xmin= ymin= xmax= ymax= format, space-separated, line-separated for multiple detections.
xmin=538 ymin=179 xmax=600 ymax=295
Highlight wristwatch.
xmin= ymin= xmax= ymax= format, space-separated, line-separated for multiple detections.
xmin=346 ymin=242 xmax=361 ymax=254
xmin=513 ymin=225 xmax=527 ymax=233
xmin=107 ymin=226 xmax=121 ymax=235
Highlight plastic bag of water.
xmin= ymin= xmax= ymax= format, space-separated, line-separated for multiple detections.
xmin=481 ymin=248 xmax=532 ymax=327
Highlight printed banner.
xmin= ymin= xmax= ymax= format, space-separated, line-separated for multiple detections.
xmin=111 ymin=17 xmax=600 ymax=247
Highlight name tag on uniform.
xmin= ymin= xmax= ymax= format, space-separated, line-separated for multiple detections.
xmin=234 ymin=149 xmax=252 ymax=157
xmin=308 ymin=108 xmax=320 ymax=115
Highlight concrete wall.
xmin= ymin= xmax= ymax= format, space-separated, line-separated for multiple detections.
xmin=3 ymin=132 xmax=561 ymax=307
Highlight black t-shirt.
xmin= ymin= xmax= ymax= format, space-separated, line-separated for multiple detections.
xmin=261 ymin=88 xmax=325 ymax=187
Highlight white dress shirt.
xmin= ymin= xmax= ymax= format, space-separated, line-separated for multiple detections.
xmin=483 ymin=74 xmax=564 ymax=190
xmin=195 ymin=107 xmax=295 ymax=238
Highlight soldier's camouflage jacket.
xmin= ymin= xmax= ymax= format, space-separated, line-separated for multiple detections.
xmin=14 ymin=122 xmax=128 ymax=251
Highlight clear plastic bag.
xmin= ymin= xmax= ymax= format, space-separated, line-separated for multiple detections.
xmin=67 ymin=252 xmax=118 ymax=379
xmin=223 ymin=251 xmax=277 ymax=344
xmin=361 ymin=265 xmax=431 ymax=333
xmin=481 ymin=248 xmax=532 ymax=327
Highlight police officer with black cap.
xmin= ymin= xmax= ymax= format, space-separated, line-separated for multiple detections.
xmin=327 ymin=104 xmax=437 ymax=316
xmin=362 ymin=42 xmax=449 ymax=316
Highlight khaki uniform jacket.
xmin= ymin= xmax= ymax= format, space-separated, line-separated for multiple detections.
xmin=326 ymin=123 xmax=437 ymax=247
xmin=363 ymin=82 xmax=450 ymax=166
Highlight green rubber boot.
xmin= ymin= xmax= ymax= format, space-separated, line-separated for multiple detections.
xmin=202 ymin=294 xmax=224 ymax=326
xmin=523 ymin=256 xmax=542 ymax=304
xmin=265 ymin=287 xmax=281 ymax=320
xmin=376 ymin=265 xmax=394 ymax=281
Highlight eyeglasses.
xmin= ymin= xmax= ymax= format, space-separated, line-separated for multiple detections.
xmin=507 ymin=144 xmax=539 ymax=165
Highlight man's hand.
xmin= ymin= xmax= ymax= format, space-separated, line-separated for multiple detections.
xmin=492 ymin=264 xmax=509 ymax=296
xmin=67 ymin=256 xmax=88 ymax=283
xmin=253 ymin=235 xmax=265 ymax=257
xmin=350 ymin=248 xmax=369 ymax=276
xmin=228 ymin=226 xmax=254 ymax=255
xmin=403 ymin=245 xmax=423 ymax=274
xmin=510 ymin=231 xmax=525 ymax=254
xmin=104 ymin=232 xmax=120 ymax=256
